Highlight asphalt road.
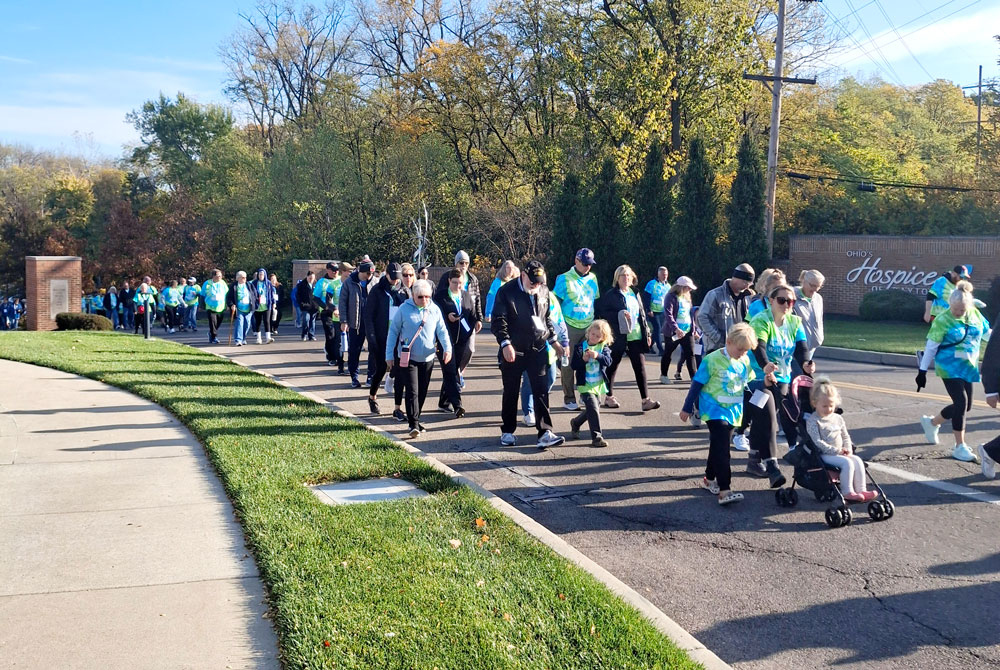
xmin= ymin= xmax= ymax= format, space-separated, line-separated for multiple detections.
xmin=170 ymin=323 xmax=1000 ymax=669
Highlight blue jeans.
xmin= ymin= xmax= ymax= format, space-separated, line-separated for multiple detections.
xmin=649 ymin=311 xmax=665 ymax=355
xmin=300 ymin=310 xmax=317 ymax=338
xmin=292 ymin=301 xmax=302 ymax=328
xmin=183 ymin=304 xmax=198 ymax=330
xmin=521 ymin=360 xmax=558 ymax=417
xmin=109 ymin=310 xmax=120 ymax=329
xmin=123 ymin=308 xmax=135 ymax=331
xmin=234 ymin=311 xmax=253 ymax=344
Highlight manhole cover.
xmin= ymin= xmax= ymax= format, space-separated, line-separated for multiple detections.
xmin=309 ymin=477 xmax=429 ymax=505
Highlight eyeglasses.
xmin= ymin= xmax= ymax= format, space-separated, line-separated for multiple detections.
xmin=774 ymin=296 xmax=796 ymax=306
xmin=414 ymin=294 xmax=431 ymax=299
xmin=402 ymin=273 xmax=415 ymax=277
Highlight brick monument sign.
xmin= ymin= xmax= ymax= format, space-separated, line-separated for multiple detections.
xmin=25 ymin=256 xmax=82 ymax=331
xmin=782 ymin=236 xmax=1000 ymax=316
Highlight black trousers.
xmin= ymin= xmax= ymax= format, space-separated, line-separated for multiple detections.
xmin=368 ymin=338 xmax=389 ymax=396
xmin=164 ymin=305 xmax=180 ymax=329
xmin=271 ymin=307 xmax=282 ymax=333
xmin=348 ymin=328 xmax=366 ymax=380
xmin=393 ymin=358 xmax=404 ymax=406
xmin=402 ymin=359 xmax=434 ymax=428
xmin=706 ymin=420 xmax=735 ymax=491
xmin=320 ymin=312 xmax=342 ymax=366
xmin=501 ymin=348 xmax=552 ymax=436
xmin=437 ymin=345 xmax=463 ymax=410
xmin=570 ymin=393 xmax=603 ymax=438
xmin=982 ymin=433 xmax=1000 ymax=462
xmin=660 ymin=330 xmax=696 ymax=379
xmin=607 ymin=339 xmax=649 ymax=399
xmin=941 ymin=378 xmax=974 ymax=431
xmin=251 ymin=310 xmax=271 ymax=335
xmin=748 ymin=384 xmax=795 ymax=460
xmin=136 ymin=309 xmax=152 ymax=336
xmin=208 ymin=310 xmax=224 ymax=340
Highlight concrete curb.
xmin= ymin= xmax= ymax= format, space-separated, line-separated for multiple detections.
xmin=216 ymin=352 xmax=731 ymax=670
xmin=815 ymin=345 xmax=916 ymax=368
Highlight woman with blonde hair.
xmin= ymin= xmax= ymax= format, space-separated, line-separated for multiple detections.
xmin=747 ymin=268 xmax=786 ymax=319
xmin=595 ymin=264 xmax=660 ymax=412
xmin=916 ymin=281 xmax=991 ymax=462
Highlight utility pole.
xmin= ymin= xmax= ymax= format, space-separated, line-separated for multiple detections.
xmin=744 ymin=0 xmax=818 ymax=260
xmin=977 ymin=65 xmax=983 ymax=175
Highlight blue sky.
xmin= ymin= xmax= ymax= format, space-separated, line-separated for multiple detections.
xmin=0 ymin=0 xmax=998 ymax=158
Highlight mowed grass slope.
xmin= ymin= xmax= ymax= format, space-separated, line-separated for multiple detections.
xmin=0 ymin=332 xmax=699 ymax=670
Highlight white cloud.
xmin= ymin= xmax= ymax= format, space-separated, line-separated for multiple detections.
xmin=0 ymin=104 xmax=138 ymax=151
xmin=832 ymin=4 xmax=1000 ymax=70
xmin=0 ymin=55 xmax=32 ymax=64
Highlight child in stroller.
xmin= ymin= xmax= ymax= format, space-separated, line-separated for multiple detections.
xmin=775 ymin=375 xmax=895 ymax=527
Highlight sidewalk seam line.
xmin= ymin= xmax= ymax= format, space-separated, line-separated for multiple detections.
xmin=0 ymin=574 xmax=263 ymax=599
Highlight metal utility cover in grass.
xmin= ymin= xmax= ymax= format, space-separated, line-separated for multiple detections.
xmin=309 ymin=478 xmax=429 ymax=505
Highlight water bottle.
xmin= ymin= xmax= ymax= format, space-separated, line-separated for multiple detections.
xmin=341 ymin=335 xmax=349 ymax=355
xmin=560 ymin=354 xmax=569 ymax=368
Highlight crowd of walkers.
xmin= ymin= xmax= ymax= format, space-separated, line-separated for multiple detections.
xmin=117 ymin=252 xmax=1000 ymax=507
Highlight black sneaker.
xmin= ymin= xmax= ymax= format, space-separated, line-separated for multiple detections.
xmin=454 ymin=407 xmax=466 ymax=419
xmin=418 ymin=422 xmax=427 ymax=433
xmin=392 ymin=409 xmax=406 ymax=422
xmin=766 ymin=460 xmax=787 ymax=489
xmin=438 ymin=402 xmax=453 ymax=413
xmin=368 ymin=397 xmax=380 ymax=415
xmin=351 ymin=379 xmax=362 ymax=389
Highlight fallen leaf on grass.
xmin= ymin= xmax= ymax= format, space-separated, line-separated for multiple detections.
xmin=323 ymin=640 xmax=331 ymax=647
xmin=384 ymin=632 xmax=396 ymax=638
xmin=449 ymin=539 xmax=462 ymax=549
xmin=590 ymin=624 xmax=596 ymax=635
xmin=558 ymin=593 xmax=566 ymax=600
xmin=502 ymin=612 xmax=512 ymax=622
xmin=475 ymin=517 xmax=486 ymax=528
xmin=476 ymin=579 xmax=485 ymax=587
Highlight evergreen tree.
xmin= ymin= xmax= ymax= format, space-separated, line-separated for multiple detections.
xmin=674 ymin=137 xmax=721 ymax=290
xmin=629 ymin=139 xmax=672 ymax=284
xmin=585 ymin=157 xmax=624 ymax=287
xmin=727 ymin=131 xmax=768 ymax=273
xmin=548 ymin=172 xmax=584 ymax=278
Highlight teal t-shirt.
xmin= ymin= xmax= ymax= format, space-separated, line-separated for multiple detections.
xmin=694 ymin=348 xmax=756 ymax=425
xmin=553 ymin=268 xmax=600 ymax=330
xmin=644 ymin=279 xmax=671 ymax=313
xmin=202 ymin=280 xmax=228 ymax=312
xmin=676 ymin=297 xmax=692 ymax=334
xmin=163 ymin=287 xmax=181 ymax=307
xmin=182 ymin=285 xmax=200 ymax=306
xmin=928 ymin=308 xmax=990 ymax=382
xmin=235 ymin=283 xmax=252 ymax=313
xmin=325 ymin=278 xmax=343 ymax=322
xmin=747 ymin=298 xmax=768 ymax=319
xmin=252 ymin=280 xmax=270 ymax=312
xmin=623 ymin=289 xmax=642 ymax=341
xmin=929 ymin=276 xmax=956 ymax=319
xmin=577 ymin=342 xmax=609 ymax=396
xmin=749 ymin=309 xmax=807 ymax=383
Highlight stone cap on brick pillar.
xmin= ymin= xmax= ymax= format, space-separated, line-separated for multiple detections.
xmin=26 ymin=256 xmax=83 ymax=260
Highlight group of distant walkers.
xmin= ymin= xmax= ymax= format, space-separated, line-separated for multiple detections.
xmin=100 ymin=250 xmax=1000 ymax=507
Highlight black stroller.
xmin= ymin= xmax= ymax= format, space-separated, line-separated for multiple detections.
xmin=773 ymin=375 xmax=895 ymax=528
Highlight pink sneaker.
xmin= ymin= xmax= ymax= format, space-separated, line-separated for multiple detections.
xmin=861 ymin=491 xmax=878 ymax=502
xmin=844 ymin=492 xmax=866 ymax=503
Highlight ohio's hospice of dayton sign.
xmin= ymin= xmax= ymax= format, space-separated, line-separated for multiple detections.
xmin=783 ymin=235 xmax=1000 ymax=316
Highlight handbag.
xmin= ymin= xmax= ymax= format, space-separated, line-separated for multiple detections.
xmin=398 ymin=315 xmax=426 ymax=368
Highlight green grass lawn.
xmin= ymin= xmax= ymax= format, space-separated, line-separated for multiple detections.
xmin=0 ymin=332 xmax=699 ymax=670
xmin=823 ymin=316 xmax=928 ymax=356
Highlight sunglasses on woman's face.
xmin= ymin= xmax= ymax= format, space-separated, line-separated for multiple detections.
xmin=402 ymin=273 xmax=415 ymax=277
xmin=774 ymin=296 xmax=796 ymax=306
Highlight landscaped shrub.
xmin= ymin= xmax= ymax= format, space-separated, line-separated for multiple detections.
xmin=55 ymin=312 xmax=113 ymax=331
xmin=858 ymin=289 xmax=924 ymax=322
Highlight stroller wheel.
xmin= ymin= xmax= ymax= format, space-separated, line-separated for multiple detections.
xmin=840 ymin=506 xmax=853 ymax=526
xmin=882 ymin=500 xmax=895 ymax=519
xmin=825 ymin=508 xmax=842 ymax=528
xmin=787 ymin=489 xmax=798 ymax=506
xmin=867 ymin=501 xmax=884 ymax=521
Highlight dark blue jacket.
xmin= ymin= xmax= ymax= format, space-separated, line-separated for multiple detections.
xmin=569 ymin=338 xmax=612 ymax=388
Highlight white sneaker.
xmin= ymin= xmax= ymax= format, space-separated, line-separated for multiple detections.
xmin=920 ymin=415 xmax=940 ymax=445
xmin=265 ymin=334 xmax=273 ymax=344
xmin=523 ymin=412 xmax=535 ymax=427
xmin=979 ymin=444 xmax=997 ymax=479
xmin=256 ymin=333 xmax=262 ymax=345
xmin=500 ymin=432 xmax=517 ymax=446
xmin=660 ymin=375 xmax=671 ymax=385
xmin=732 ymin=434 xmax=751 ymax=452
xmin=689 ymin=414 xmax=702 ymax=428
xmin=537 ymin=430 xmax=565 ymax=448
xmin=952 ymin=443 xmax=979 ymax=463
xmin=563 ymin=401 xmax=579 ymax=411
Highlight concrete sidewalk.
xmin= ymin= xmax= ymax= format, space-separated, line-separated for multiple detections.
xmin=0 ymin=360 xmax=279 ymax=669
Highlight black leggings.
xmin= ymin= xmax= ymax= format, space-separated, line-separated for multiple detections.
xmin=941 ymin=378 xmax=974 ymax=431
xmin=660 ymin=330 xmax=695 ymax=379
xmin=607 ymin=339 xmax=649 ymax=399
xmin=982 ymin=433 xmax=1000 ymax=462
xmin=368 ymin=339 xmax=389 ymax=397
xmin=748 ymin=384 xmax=796 ymax=460
xmin=706 ymin=420 xmax=735 ymax=491
xmin=402 ymin=359 xmax=434 ymax=429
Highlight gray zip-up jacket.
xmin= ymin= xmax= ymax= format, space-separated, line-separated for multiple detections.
xmin=793 ymin=287 xmax=825 ymax=352
xmin=696 ymin=280 xmax=754 ymax=352
xmin=338 ymin=270 xmax=369 ymax=332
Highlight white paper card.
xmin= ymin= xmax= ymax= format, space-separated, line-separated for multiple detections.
xmin=750 ymin=389 xmax=769 ymax=409
xmin=693 ymin=342 xmax=703 ymax=355
xmin=460 ymin=317 xmax=471 ymax=333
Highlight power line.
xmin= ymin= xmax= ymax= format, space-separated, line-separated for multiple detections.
xmin=842 ymin=0 xmax=906 ymax=84
xmin=818 ymin=2 xmax=906 ymax=85
xmin=784 ymin=166 xmax=1000 ymax=193
xmin=873 ymin=0 xmax=934 ymax=80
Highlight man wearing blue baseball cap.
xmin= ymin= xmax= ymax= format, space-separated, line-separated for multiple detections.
xmin=554 ymin=248 xmax=601 ymax=410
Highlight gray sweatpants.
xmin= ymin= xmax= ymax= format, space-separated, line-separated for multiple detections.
xmin=560 ymin=323 xmax=588 ymax=403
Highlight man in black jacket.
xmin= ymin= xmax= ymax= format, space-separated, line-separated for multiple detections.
xmin=364 ymin=263 xmax=402 ymax=413
xmin=492 ymin=260 xmax=565 ymax=449
xmin=340 ymin=260 xmax=374 ymax=388
xmin=294 ymin=271 xmax=317 ymax=341
xmin=435 ymin=268 xmax=482 ymax=416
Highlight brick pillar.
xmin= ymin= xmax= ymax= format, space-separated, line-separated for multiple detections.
xmin=25 ymin=256 xmax=82 ymax=331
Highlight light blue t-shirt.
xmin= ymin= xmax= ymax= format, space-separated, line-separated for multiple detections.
xmin=928 ymin=308 xmax=990 ymax=382
xmin=694 ymin=348 xmax=756 ymax=425
xmin=644 ymin=279 xmax=671 ymax=313
xmin=749 ymin=309 xmax=807 ymax=383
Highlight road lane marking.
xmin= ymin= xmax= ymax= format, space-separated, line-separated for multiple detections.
xmin=867 ymin=462 xmax=1000 ymax=507
xmin=838 ymin=380 xmax=994 ymax=409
